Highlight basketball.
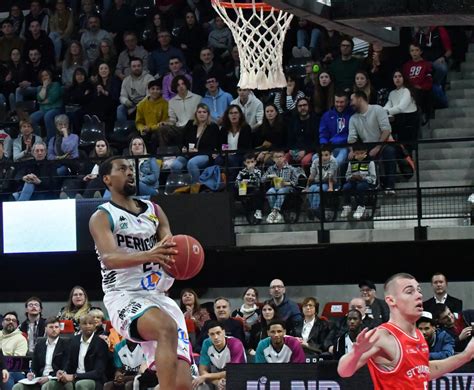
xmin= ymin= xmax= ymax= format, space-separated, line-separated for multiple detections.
xmin=168 ymin=235 xmax=205 ymax=280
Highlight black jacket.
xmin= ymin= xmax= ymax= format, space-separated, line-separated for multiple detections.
xmin=66 ymin=334 xmax=108 ymax=388
xmin=218 ymin=125 xmax=253 ymax=153
xmin=292 ymin=317 xmax=330 ymax=356
xmin=19 ymin=317 xmax=46 ymax=349
xmin=288 ymin=113 xmax=320 ymax=151
xmin=181 ymin=121 xmax=220 ymax=154
xmin=423 ymin=295 xmax=463 ymax=316
xmin=367 ymin=297 xmax=390 ymax=326
xmin=31 ymin=337 xmax=69 ymax=377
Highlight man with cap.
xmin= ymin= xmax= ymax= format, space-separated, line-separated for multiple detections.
xmin=359 ymin=280 xmax=389 ymax=326
xmin=417 ymin=311 xmax=454 ymax=360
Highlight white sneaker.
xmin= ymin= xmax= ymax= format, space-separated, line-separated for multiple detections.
xmin=341 ymin=205 xmax=352 ymax=218
xmin=254 ymin=209 xmax=263 ymax=220
xmin=274 ymin=210 xmax=284 ymax=223
xmin=353 ymin=205 xmax=366 ymax=220
xmin=266 ymin=210 xmax=277 ymax=223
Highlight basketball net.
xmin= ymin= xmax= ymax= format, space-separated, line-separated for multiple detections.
xmin=211 ymin=0 xmax=293 ymax=90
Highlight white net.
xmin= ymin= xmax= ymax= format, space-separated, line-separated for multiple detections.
xmin=211 ymin=0 xmax=293 ymax=90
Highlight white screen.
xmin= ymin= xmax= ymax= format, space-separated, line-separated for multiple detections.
xmin=3 ymin=199 xmax=77 ymax=253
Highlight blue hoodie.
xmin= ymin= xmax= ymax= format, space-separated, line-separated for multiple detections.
xmin=428 ymin=329 xmax=455 ymax=360
xmin=201 ymin=88 xmax=233 ymax=122
xmin=319 ymin=106 xmax=354 ymax=145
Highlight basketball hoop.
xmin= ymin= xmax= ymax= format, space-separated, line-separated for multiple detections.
xmin=211 ymin=0 xmax=293 ymax=90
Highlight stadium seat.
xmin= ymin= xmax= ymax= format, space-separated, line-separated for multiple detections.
xmin=59 ymin=319 xmax=75 ymax=334
xmin=79 ymin=122 xmax=105 ymax=146
xmin=321 ymin=302 xmax=349 ymax=320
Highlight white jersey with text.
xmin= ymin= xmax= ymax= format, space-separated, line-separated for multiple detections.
xmin=96 ymin=199 xmax=174 ymax=294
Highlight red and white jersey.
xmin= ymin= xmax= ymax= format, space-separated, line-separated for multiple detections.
xmin=368 ymin=322 xmax=430 ymax=390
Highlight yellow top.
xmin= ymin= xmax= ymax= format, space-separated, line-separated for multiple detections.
xmin=135 ymin=96 xmax=169 ymax=133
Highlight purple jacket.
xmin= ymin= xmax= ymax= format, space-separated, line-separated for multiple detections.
xmin=47 ymin=134 xmax=79 ymax=160
xmin=162 ymin=71 xmax=192 ymax=101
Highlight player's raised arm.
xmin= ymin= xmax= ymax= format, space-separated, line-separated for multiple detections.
xmin=429 ymin=337 xmax=474 ymax=380
xmin=89 ymin=209 xmax=177 ymax=269
xmin=337 ymin=328 xmax=382 ymax=377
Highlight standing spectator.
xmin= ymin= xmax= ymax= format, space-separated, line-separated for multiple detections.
xmin=273 ymin=73 xmax=305 ymax=117
xmin=417 ymin=311 xmax=454 ymax=360
xmin=30 ymin=69 xmax=63 ymax=141
xmin=58 ymin=286 xmax=95 ymax=332
xmin=62 ymin=41 xmax=90 ymax=87
xmin=200 ymin=75 xmax=233 ymax=125
xmin=319 ymin=91 xmax=353 ymax=169
xmin=268 ymin=279 xmax=303 ymax=333
xmin=19 ymin=297 xmax=46 ymax=355
xmin=329 ymin=37 xmax=361 ymax=92
xmin=249 ymin=301 xmax=279 ymax=354
xmin=333 ymin=309 xmax=363 ymax=360
xmin=358 ymin=280 xmax=389 ymax=325
xmin=161 ymin=57 xmax=192 ymax=101
xmin=115 ymin=32 xmax=149 ymax=81
xmin=148 ymin=31 xmax=185 ymax=78
xmin=231 ymin=88 xmax=264 ymax=131
xmin=15 ymin=48 xmax=46 ymax=104
xmin=80 ymin=16 xmax=110 ymax=63
xmin=167 ymin=75 xmax=202 ymax=128
xmin=103 ymin=0 xmax=135 ymax=51
xmin=170 ymin=104 xmax=219 ymax=183
xmin=20 ymin=1 xmax=49 ymax=37
xmin=255 ymin=320 xmax=305 ymax=363
xmin=423 ymin=273 xmax=463 ymax=317
xmin=117 ymin=58 xmax=155 ymax=122
xmin=48 ymin=0 xmax=74 ymax=65
xmin=0 ymin=20 xmax=24 ymax=64
xmin=13 ymin=120 xmax=42 ymax=163
xmin=353 ymin=71 xmax=376 ymax=104
xmin=91 ymin=39 xmax=117 ymax=76
xmin=313 ymin=70 xmax=335 ymax=115
xmin=348 ymin=90 xmax=396 ymax=193
xmin=208 ymin=16 xmax=233 ymax=61
xmin=22 ymin=21 xmax=55 ymax=67
xmin=135 ymin=79 xmax=169 ymax=152
xmin=64 ymin=67 xmax=94 ymax=134
xmin=192 ymin=47 xmax=225 ymax=96
xmin=176 ymin=11 xmax=207 ymax=69
xmin=232 ymin=287 xmax=261 ymax=346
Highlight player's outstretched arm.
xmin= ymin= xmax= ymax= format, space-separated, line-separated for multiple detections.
xmin=337 ymin=328 xmax=381 ymax=378
xmin=89 ymin=210 xmax=177 ymax=269
xmin=429 ymin=337 xmax=474 ymax=380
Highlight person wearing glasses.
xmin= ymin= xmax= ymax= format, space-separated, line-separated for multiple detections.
xmin=329 ymin=37 xmax=361 ymax=92
xmin=19 ymin=297 xmax=46 ymax=354
xmin=358 ymin=280 xmax=389 ymax=326
xmin=268 ymin=279 xmax=302 ymax=335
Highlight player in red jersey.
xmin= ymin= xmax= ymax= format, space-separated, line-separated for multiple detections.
xmin=338 ymin=273 xmax=474 ymax=389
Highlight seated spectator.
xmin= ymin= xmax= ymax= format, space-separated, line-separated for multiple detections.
xmin=304 ymin=145 xmax=337 ymax=220
xmin=12 ymin=142 xmax=57 ymax=201
xmin=86 ymin=62 xmax=121 ymax=135
xmin=223 ymin=46 xmax=240 ymax=96
xmin=0 ymin=129 xmax=12 ymax=160
xmin=231 ymin=287 xmax=261 ymax=346
xmin=255 ymin=320 xmax=305 ymax=363
xmin=208 ymin=16 xmax=233 ymax=61
xmin=348 ymin=90 xmax=396 ymax=193
xmin=81 ymin=16 xmax=111 ymax=63
xmin=76 ymin=0 xmax=100 ymax=36
xmin=170 ymin=104 xmax=219 ymax=183
xmin=197 ymin=298 xmax=246 ymax=352
xmin=13 ymin=120 xmax=42 ymax=162
xmin=313 ymin=70 xmax=335 ymax=115
xmin=62 ymin=41 xmax=90 ymax=87
xmin=103 ymin=0 xmax=135 ymax=52
xmin=263 ymin=151 xmax=299 ymax=224
xmin=287 ymin=96 xmax=319 ymax=169
xmin=302 ymin=59 xmax=318 ymax=98
xmin=0 ymin=312 xmax=28 ymax=390
xmin=22 ymin=20 xmax=55 ymax=67
xmin=58 ymin=286 xmax=95 ymax=332
xmin=231 ymin=89 xmax=264 ymax=131
xmin=0 ymin=19 xmax=24 ymax=64
xmin=215 ymin=104 xmax=252 ymax=181
xmin=104 ymin=340 xmax=144 ymax=390
xmin=353 ymin=71 xmax=376 ymax=104
xmin=249 ymin=301 xmax=279 ymax=355
xmin=115 ymin=32 xmax=149 ymax=81
xmin=273 ymin=73 xmax=305 ymax=117
xmin=433 ymin=304 xmax=470 ymax=353
xmin=329 ymin=37 xmax=361 ymax=92
xmin=135 ymin=79 xmax=169 ymax=153
xmin=268 ymin=279 xmax=303 ymax=333
xmin=142 ymin=11 xmax=168 ymax=52
xmin=48 ymin=114 xmax=79 ymax=180
xmin=15 ymin=48 xmax=46 ymax=105
xmin=176 ymin=11 xmax=207 ymax=69
xmin=358 ymin=280 xmax=389 ymax=326
xmin=56 ymin=314 xmax=108 ymax=390
xmin=423 ymin=273 xmax=463 ymax=317
xmin=192 ymin=48 xmax=225 ymax=97
xmin=319 ymin=91 xmax=353 ymax=169
xmin=179 ymin=288 xmax=203 ymax=331
xmin=200 ymin=75 xmax=233 ymax=125
xmin=383 ymin=70 xmax=419 ymax=151
xmin=0 ymin=143 xmax=15 ymax=199
xmin=1 ymin=48 xmax=23 ymax=113
xmin=162 ymin=57 xmax=192 ymax=101
xmin=48 ymin=0 xmax=74 ymax=65
xmin=292 ymin=297 xmax=330 ymax=359
xmin=193 ymin=321 xmax=246 ymax=389
xmin=148 ymin=31 xmax=185 ymax=78
xmin=8 ymin=4 xmax=24 ymax=36
xmin=402 ymin=43 xmax=433 ymax=123
xmin=235 ymin=153 xmax=264 ymax=221
xmin=117 ymin=58 xmax=155 ymax=122
xmin=0 ymin=350 xmax=9 ymax=388
xmin=364 ymin=42 xmax=395 ymax=101
xmin=64 ymin=68 xmax=94 ymax=134
xmin=254 ymin=104 xmax=287 ymax=167
xmin=91 ymin=39 xmax=117 ymax=76
xmin=19 ymin=297 xmax=45 ymax=355
xmin=417 ymin=311 xmax=454 ymax=360
xmin=333 ymin=309 xmax=363 ymax=360
xmin=30 ymin=69 xmax=63 ymax=141
xmin=125 ymin=136 xmax=160 ymax=197
xmin=293 ymin=18 xmax=321 ymax=59
xmin=20 ymin=0 xmax=49 ymax=37
xmin=12 ymin=317 xmax=69 ymax=390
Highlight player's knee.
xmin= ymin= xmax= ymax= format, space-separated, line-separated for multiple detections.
xmin=157 ymin=317 xmax=177 ymax=340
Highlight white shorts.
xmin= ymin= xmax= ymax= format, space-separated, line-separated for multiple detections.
xmin=104 ymin=291 xmax=192 ymax=368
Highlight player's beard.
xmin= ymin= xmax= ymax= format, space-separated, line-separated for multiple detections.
xmin=123 ymin=182 xmax=136 ymax=196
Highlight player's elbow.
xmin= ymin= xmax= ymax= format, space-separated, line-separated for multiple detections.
xmin=337 ymin=362 xmax=353 ymax=378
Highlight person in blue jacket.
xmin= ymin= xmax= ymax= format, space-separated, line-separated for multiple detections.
xmin=417 ymin=311 xmax=454 ymax=360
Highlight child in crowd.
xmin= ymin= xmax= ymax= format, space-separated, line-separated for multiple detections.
xmin=341 ymin=144 xmax=376 ymax=220
xmin=235 ymin=152 xmax=264 ymax=221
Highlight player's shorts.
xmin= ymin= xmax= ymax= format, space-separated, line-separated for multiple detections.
xmin=104 ymin=291 xmax=191 ymax=367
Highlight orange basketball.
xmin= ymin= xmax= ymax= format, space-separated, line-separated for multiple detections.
xmin=168 ymin=235 xmax=205 ymax=280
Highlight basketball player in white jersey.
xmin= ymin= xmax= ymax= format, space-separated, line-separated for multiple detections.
xmin=89 ymin=156 xmax=192 ymax=390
